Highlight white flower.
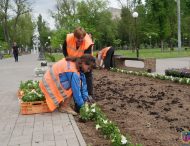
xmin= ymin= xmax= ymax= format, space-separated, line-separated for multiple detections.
xmin=84 ymin=103 xmax=89 ymax=112
xmin=186 ymin=78 xmax=190 ymax=84
xmin=91 ymin=108 xmax=96 ymax=113
xmin=165 ymin=76 xmax=169 ymax=80
xmin=103 ymin=119 xmax=108 ymax=124
xmin=121 ymin=135 xmax=128 ymax=144
xmin=134 ymin=72 xmax=138 ymax=75
xmin=151 ymin=74 xmax=156 ymax=78
xmin=91 ymin=103 xmax=96 ymax=108
xmin=85 ymin=107 xmax=89 ymax=112
xmin=142 ymin=73 xmax=146 ymax=76
xmin=96 ymin=124 xmax=101 ymax=130
xmin=147 ymin=73 xmax=151 ymax=77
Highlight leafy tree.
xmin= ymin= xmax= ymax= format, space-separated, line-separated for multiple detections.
xmin=14 ymin=13 xmax=34 ymax=48
xmin=12 ymin=0 xmax=32 ymax=41
xmin=0 ymin=0 xmax=32 ymax=51
xmin=77 ymin=0 xmax=117 ymax=49
xmin=53 ymin=0 xmax=78 ymax=31
xmin=118 ymin=7 xmax=133 ymax=49
xmin=145 ymin=0 xmax=172 ymax=51
xmin=51 ymin=28 xmax=69 ymax=50
xmin=0 ymin=0 xmax=11 ymax=47
xmin=37 ymin=14 xmax=51 ymax=49
xmin=95 ymin=10 xmax=118 ymax=48
xmin=52 ymin=0 xmax=117 ymax=50
xmin=181 ymin=0 xmax=190 ymax=46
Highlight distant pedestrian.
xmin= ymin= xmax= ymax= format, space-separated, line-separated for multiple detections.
xmin=12 ymin=42 xmax=19 ymax=62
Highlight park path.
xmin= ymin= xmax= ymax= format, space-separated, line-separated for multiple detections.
xmin=0 ymin=54 xmax=86 ymax=146
xmin=156 ymin=57 xmax=190 ymax=74
xmin=125 ymin=57 xmax=190 ymax=74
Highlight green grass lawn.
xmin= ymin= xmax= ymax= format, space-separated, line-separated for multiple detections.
xmin=51 ymin=48 xmax=190 ymax=62
xmin=115 ymin=48 xmax=190 ymax=59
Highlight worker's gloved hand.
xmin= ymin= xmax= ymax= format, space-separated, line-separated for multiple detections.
xmin=86 ymin=95 xmax=95 ymax=104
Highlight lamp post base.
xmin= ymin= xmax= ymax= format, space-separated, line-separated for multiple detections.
xmin=38 ymin=52 xmax=45 ymax=60
xmin=136 ymin=48 xmax=139 ymax=58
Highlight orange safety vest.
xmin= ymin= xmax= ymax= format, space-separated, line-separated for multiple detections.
xmin=99 ymin=47 xmax=111 ymax=60
xmin=66 ymin=33 xmax=93 ymax=57
xmin=39 ymin=58 xmax=79 ymax=111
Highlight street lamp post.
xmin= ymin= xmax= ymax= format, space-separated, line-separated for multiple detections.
xmin=149 ymin=36 xmax=152 ymax=47
xmin=48 ymin=36 xmax=51 ymax=54
xmin=185 ymin=37 xmax=187 ymax=46
xmin=177 ymin=0 xmax=181 ymax=51
xmin=132 ymin=11 xmax=139 ymax=58
xmin=0 ymin=46 xmax=2 ymax=60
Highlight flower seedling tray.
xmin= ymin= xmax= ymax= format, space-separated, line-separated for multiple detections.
xmin=20 ymin=100 xmax=50 ymax=115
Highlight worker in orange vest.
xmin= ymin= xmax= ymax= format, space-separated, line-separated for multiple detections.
xmin=62 ymin=27 xmax=94 ymax=99
xmin=39 ymin=54 xmax=96 ymax=115
xmin=96 ymin=46 xmax=115 ymax=69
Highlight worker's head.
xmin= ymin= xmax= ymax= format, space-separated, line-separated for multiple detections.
xmin=79 ymin=54 xmax=95 ymax=73
xmin=66 ymin=54 xmax=96 ymax=73
xmin=74 ymin=27 xmax=86 ymax=45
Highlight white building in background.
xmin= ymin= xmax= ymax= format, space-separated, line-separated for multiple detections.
xmin=108 ymin=7 xmax=121 ymax=19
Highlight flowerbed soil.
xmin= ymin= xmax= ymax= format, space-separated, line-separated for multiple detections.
xmin=74 ymin=69 xmax=190 ymax=146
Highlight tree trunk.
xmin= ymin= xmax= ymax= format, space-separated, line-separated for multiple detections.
xmin=12 ymin=15 xmax=19 ymax=41
xmin=161 ymin=40 xmax=164 ymax=52
xmin=2 ymin=0 xmax=12 ymax=50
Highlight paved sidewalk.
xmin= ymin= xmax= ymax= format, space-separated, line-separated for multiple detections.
xmin=125 ymin=57 xmax=190 ymax=74
xmin=0 ymin=54 xmax=86 ymax=146
xmin=156 ymin=57 xmax=190 ymax=74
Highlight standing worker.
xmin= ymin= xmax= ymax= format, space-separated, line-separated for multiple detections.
xmin=12 ymin=42 xmax=19 ymax=62
xmin=62 ymin=27 xmax=94 ymax=98
xmin=88 ymin=32 xmax=95 ymax=56
xmin=96 ymin=46 xmax=115 ymax=69
xmin=39 ymin=54 xmax=96 ymax=115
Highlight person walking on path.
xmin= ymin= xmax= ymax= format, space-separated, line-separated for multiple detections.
xmin=62 ymin=26 xmax=95 ymax=99
xmin=96 ymin=46 xmax=115 ymax=69
xmin=39 ymin=54 xmax=96 ymax=115
xmin=12 ymin=42 xmax=19 ymax=62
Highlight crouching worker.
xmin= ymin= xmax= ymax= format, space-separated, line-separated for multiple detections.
xmin=39 ymin=54 xmax=96 ymax=116
xmin=96 ymin=46 xmax=115 ymax=69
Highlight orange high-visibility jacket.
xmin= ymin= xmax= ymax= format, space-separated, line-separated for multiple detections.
xmin=39 ymin=58 xmax=79 ymax=111
xmin=99 ymin=47 xmax=111 ymax=60
xmin=66 ymin=33 xmax=93 ymax=57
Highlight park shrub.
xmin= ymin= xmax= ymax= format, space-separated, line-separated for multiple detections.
xmin=45 ymin=53 xmax=56 ymax=62
xmin=165 ymin=68 xmax=190 ymax=78
xmin=3 ymin=54 xmax=12 ymax=58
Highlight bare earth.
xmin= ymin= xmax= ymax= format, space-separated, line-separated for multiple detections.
xmin=74 ymin=69 xmax=190 ymax=146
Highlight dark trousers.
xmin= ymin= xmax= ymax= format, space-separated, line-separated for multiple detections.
xmin=75 ymin=71 xmax=94 ymax=112
xmin=104 ymin=47 xmax=115 ymax=69
xmin=84 ymin=71 xmax=93 ymax=96
xmin=14 ymin=53 xmax=18 ymax=62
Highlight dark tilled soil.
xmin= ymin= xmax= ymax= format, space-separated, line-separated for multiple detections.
xmin=74 ymin=69 xmax=190 ymax=146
